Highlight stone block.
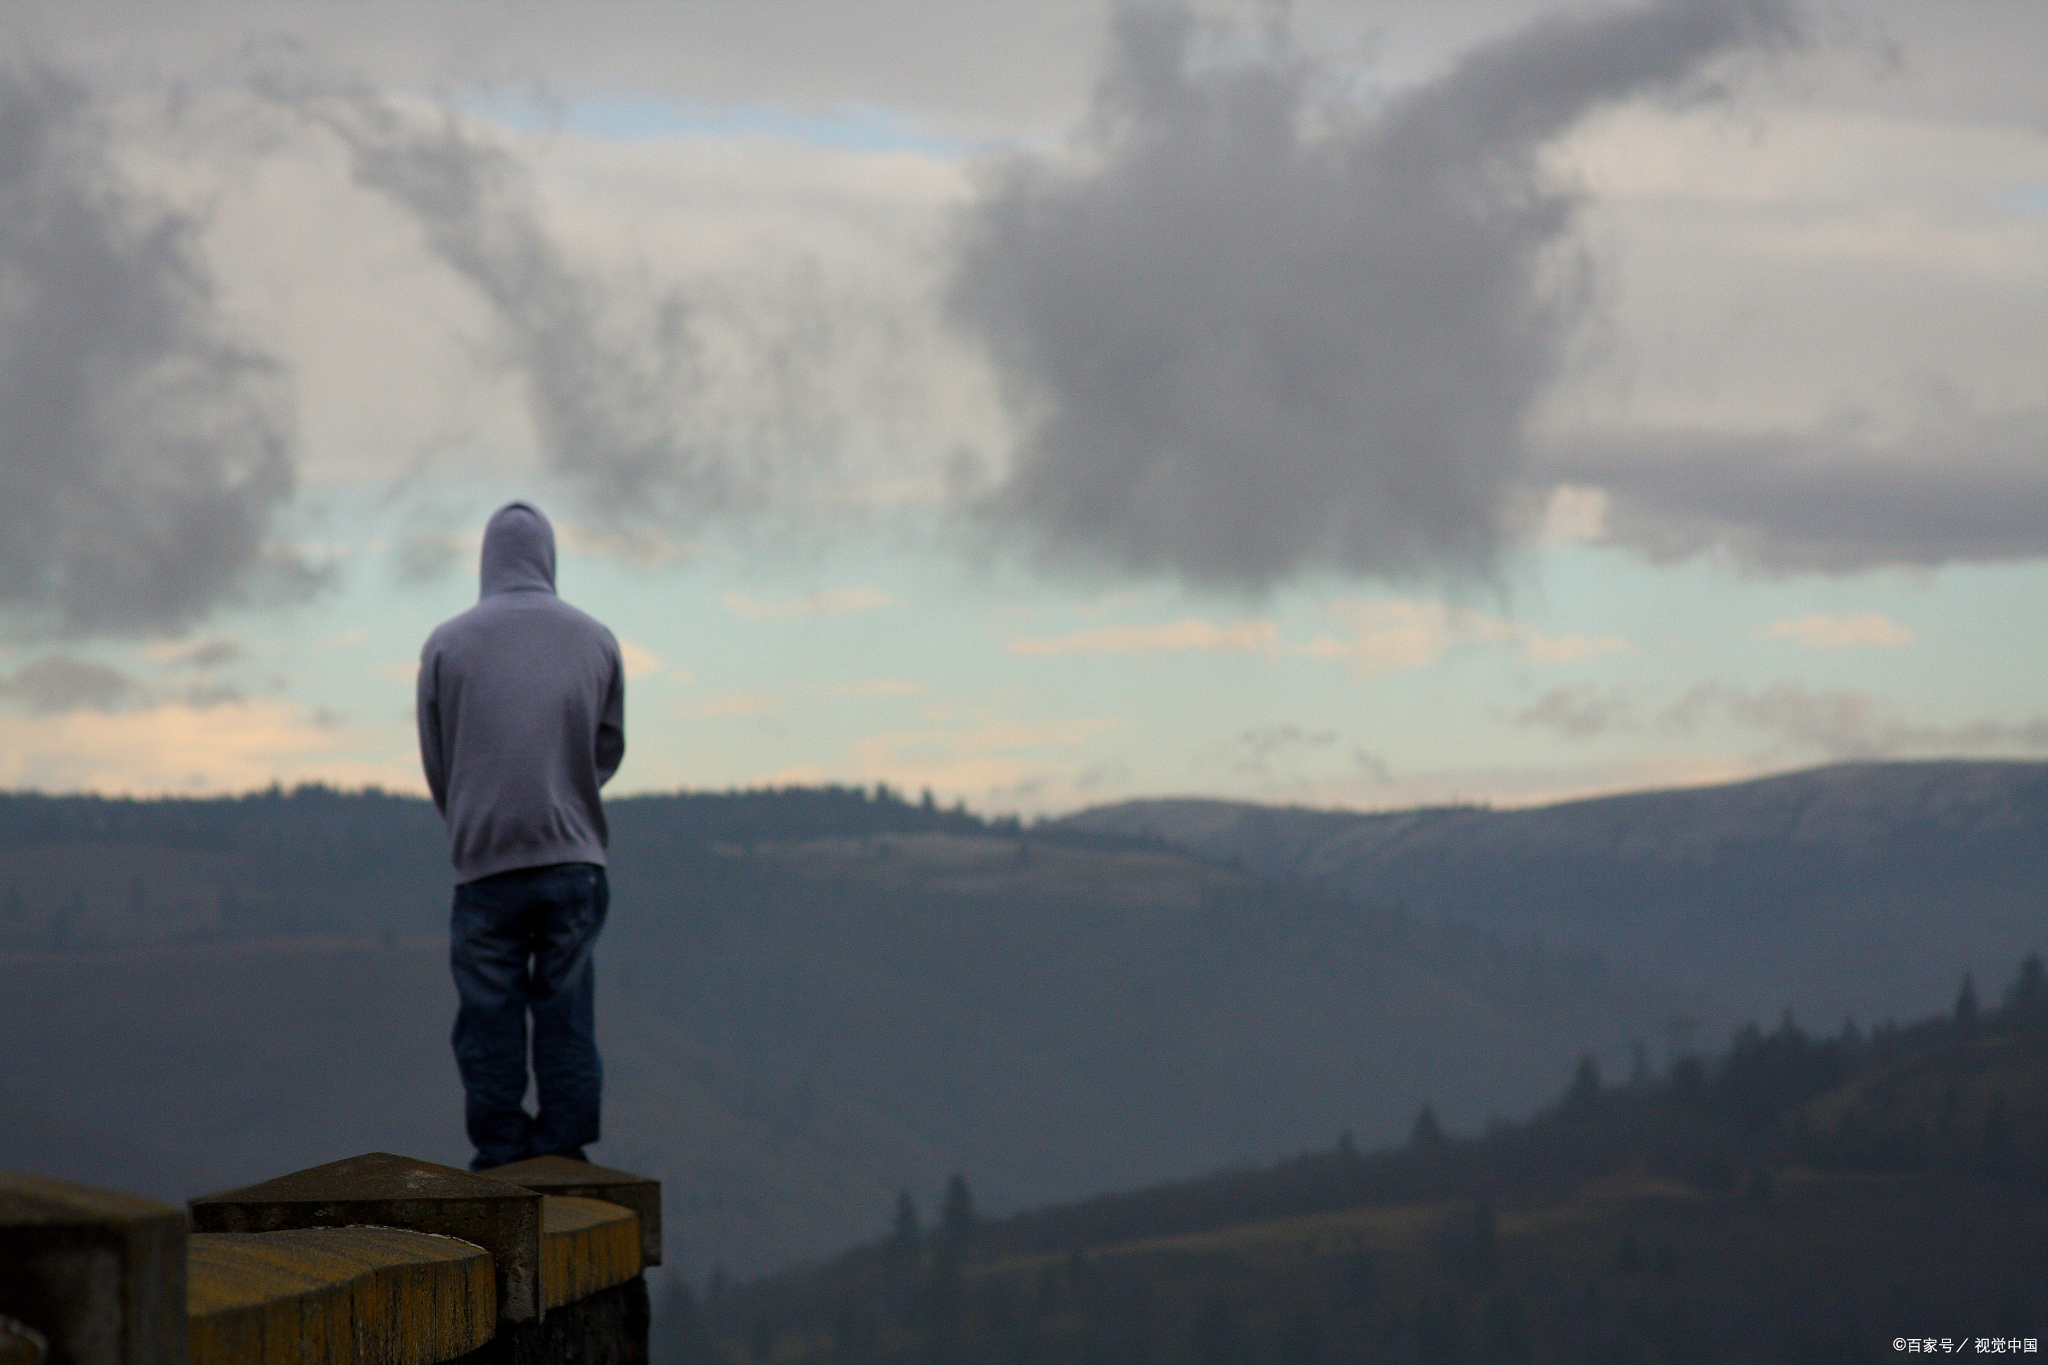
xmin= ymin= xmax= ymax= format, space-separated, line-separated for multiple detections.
xmin=483 ymin=1159 xmax=660 ymax=1268
xmin=537 ymin=1200 xmax=639 ymax=1312
xmin=186 ymin=1226 xmax=495 ymax=1365
xmin=0 ymin=1172 xmax=188 ymax=1365
xmin=188 ymin=1155 xmax=542 ymax=1325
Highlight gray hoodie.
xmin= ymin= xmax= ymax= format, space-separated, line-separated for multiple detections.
xmin=417 ymin=502 xmax=626 ymax=883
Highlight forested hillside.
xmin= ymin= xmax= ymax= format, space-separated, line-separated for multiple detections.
xmin=694 ymin=956 xmax=2048 ymax=1364
xmin=0 ymin=783 xmax=1676 ymax=1277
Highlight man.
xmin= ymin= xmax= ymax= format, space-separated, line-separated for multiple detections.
xmin=417 ymin=500 xmax=626 ymax=1171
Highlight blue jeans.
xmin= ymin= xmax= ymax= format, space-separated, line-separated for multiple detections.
xmin=450 ymin=862 xmax=608 ymax=1171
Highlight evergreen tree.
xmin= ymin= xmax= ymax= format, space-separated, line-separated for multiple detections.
xmin=891 ymin=1191 xmax=922 ymax=1261
xmin=940 ymin=1173 xmax=976 ymax=1249
xmin=652 ymin=1276 xmax=720 ymax=1365
xmin=1411 ymin=1104 xmax=1445 ymax=1148
xmin=1955 ymin=971 xmax=1979 ymax=1032
xmin=1563 ymin=1055 xmax=1602 ymax=1113
xmin=2002 ymin=953 xmax=2046 ymax=1020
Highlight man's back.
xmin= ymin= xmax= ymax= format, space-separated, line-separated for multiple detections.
xmin=417 ymin=502 xmax=625 ymax=884
xmin=417 ymin=500 xmax=624 ymax=1171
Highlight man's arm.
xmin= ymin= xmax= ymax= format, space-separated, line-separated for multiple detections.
xmin=595 ymin=641 xmax=626 ymax=788
xmin=417 ymin=647 xmax=449 ymax=815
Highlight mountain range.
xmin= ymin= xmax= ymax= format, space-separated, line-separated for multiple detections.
xmin=1 ymin=760 xmax=2039 ymax=1281
xmin=1056 ymin=760 xmax=2048 ymax=1030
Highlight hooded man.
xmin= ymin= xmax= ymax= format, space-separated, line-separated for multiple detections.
xmin=417 ymin=500 xmax=626 ymax=1171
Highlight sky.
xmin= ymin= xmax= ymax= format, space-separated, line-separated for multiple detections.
xmin=0 ymin=0 xmax=2043 ymax=815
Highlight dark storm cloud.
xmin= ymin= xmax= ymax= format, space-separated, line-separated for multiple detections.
xmin=0 ymin=59 xmax=317 ymax=638
xmin=1550 ymin=409 xmax=2048 ymax=573
xmin=949 ymin=0 xmax=1796 ymax=590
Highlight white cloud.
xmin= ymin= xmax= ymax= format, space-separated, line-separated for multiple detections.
xmin=619 ymin=639 xmax=665 ymax=680
xmin=721 ymin=588 xmax=899 ymax=621
xmin=824 ymin=678 xmax=929 ymax=697
xmin=1765 ymin=612 xmax=1913 ymax=648
xmin=1005 ymin=600 xmax=1630 ymax=676
xmin=1005 ymin=618 xmax=1279 ymax=657
xmin=0 ymin=698 xmax=417 ymax=795
xmin=695 ymin=692 xmax=780 ymax=718
xmin=1301 ymin=601 xmax=1633 ymax=677
xmin=1538 ymin=485 xmax=1611 ymax=544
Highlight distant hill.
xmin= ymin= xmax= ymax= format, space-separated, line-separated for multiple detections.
xmin=701 ymin=955 xmax=2048 ymax=1365
xmin=1055 ymin=761 xmax=2048 ymax=1029
xmin=0 ymin=785 xmax=1683 ymax=1278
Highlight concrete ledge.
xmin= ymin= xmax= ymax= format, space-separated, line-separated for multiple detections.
xmin=0 ymin=1171 xmax=187 ymax=1365
xmin=186 ymin=1227 xmax=494 ymax=1365
xmin=486 ymin=1160 xmax=660 ymax=1268
xmin=538 ymin=1200 xmax=639 ymax=1312
xmin=8 ymin=1155 xmax=653 ymax=1365
xmin=189 ymin=1156 xmax=542 ymax=1325
xmin=441 ymin=1279 xmax=647 ymax=1365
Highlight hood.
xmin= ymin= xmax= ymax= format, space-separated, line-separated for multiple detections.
xmin=479 ymin=501 xmax=557 ymax=597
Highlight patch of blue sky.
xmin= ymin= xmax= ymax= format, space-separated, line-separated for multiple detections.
xmin=1532 ymin=543 xmax=2048 ymax=716
xmin=462 ymin=92 xmax=968 ymax=156
xmin=158 ymin=480 xmax=2048 ymax=808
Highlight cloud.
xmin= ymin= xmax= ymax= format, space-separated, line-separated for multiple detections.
xmin=1301 ymin=599 xmax=1632 ymax=676
xmin=1007 ymin=598 xmax=1629 ymax=673
xmin=1228 ymin=722 xmax=1340 ymax=777
xmin=1513 ymin=679 xmax=2048 ymax=758
xmin=618 ymin=639 xmax=664 ymax=680
xmin=1765 ymin=612 xmax=1912 ymax=648
xmin=949 ymin=0 xmax=1796 ymax=590
xmin=1005 ymin=617 xmax=1279 ymax=656
xmin=0 ymin=656 xmax=140 ymax=715
xmin=1549 ymin=406 xmax=2048 ymax=572
xmin=393 ymin=509 xmax=470 ymax=586
xmin=1665 ymin=682 xmax=2048 ymax=759
xmin=284 ymin=85 xmax=901 ymax=541
xmin=0 ymin=649 xmax=255 ymax=718
xmin=721 ymin=588 xmax=899 ymax=620
xmin=0 ymin=57 xmax=319 ymax=637
xmin=824 ymin=678 xmax=929 ymax=697
xmin=142 ymin=637 xmax=245 ymax=668
xmin=695 ymin=692 xmax=780 ymax=718
xmin=1510 ymin=682 xmax=1640 ymax=739
xmin=0 ymin=695 xmax=414 ymax=794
